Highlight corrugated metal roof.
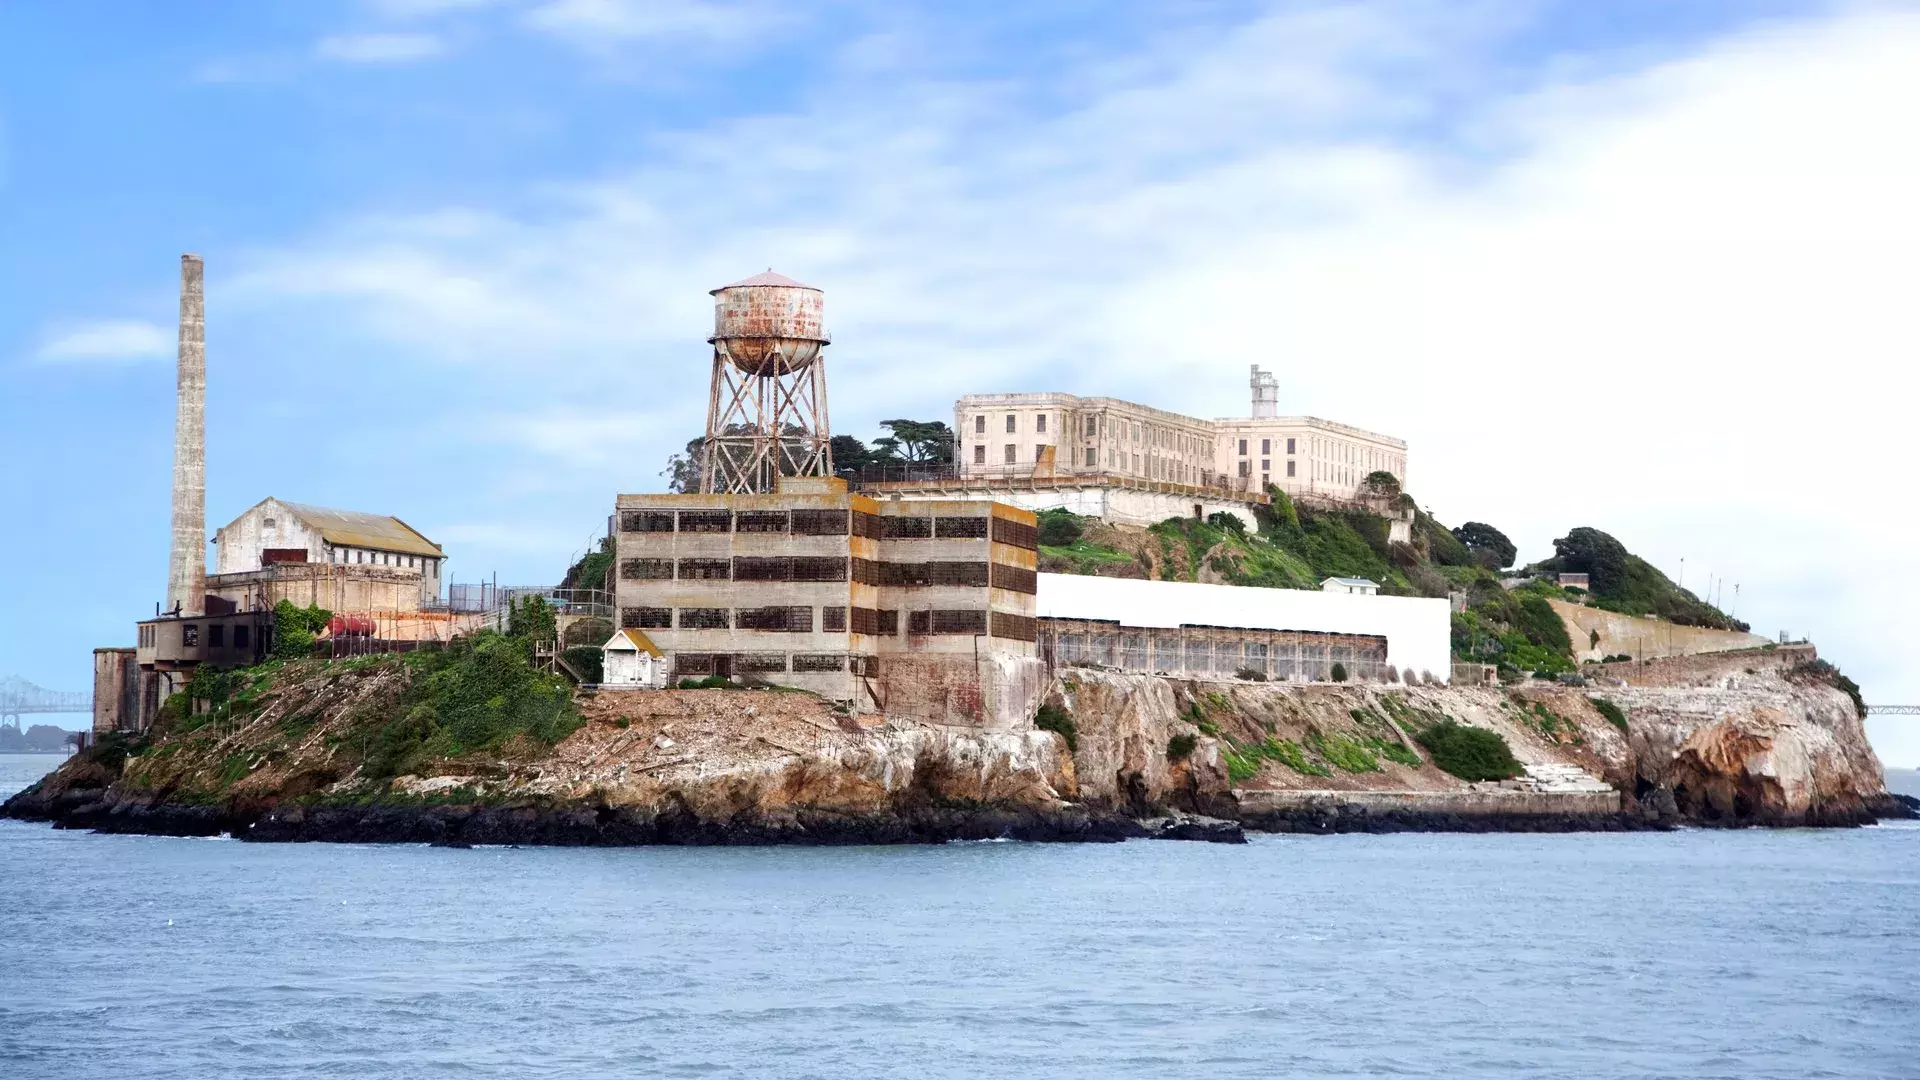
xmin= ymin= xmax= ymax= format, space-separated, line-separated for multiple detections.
xmin=714 ymin=269 xmax=815 ymax=290
xmin=607 ymin=628 xmax=663 ymax=657
xmin=276 ymin=500 xmax=443 ymax=558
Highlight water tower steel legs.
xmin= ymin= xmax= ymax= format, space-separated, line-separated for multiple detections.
xmin=700 ymin=345 xmax=833 ymax=495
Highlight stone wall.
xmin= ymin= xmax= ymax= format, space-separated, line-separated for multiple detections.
xmin=1551 ymin=598 xmax=1770 ymax=663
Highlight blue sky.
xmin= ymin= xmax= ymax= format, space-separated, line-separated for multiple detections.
xmin=5 ymin=0 xmax=1919 ymax=762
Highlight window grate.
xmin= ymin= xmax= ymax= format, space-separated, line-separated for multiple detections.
xmin=791 ymin=509 xmax=850 ymax=535
xmin=622 ymin=606 xmax=671 ymax=629
xmin=678 ymin=608 xmax=730 ymax=629
xmin=880 ymin=515 xmax=932 ymax=539
xmin=933 ymin=516 xmax=988 ymax=539
xmin=735 ymin=511 xmax=789 ymax=534
xmin=678 ymin=558 xmax=731 ymax=580
xmin=737 ymin=606 xmax=813 ymax=632
xmin=620 ymin=558 xmax=673 ymax=580
xmin=930 ymin=609 xmax=987 ymax=634
xmin=793 ymin=654 xmax=845 ymax=672
xmin=678 ymin=510 xmax=732 ymax=534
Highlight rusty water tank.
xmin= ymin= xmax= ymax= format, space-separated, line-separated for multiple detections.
xmin=709 ymin=270 xmax=829 ymax=375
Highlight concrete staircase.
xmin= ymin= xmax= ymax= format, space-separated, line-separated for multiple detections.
xmin=1520 ymin=763 xmax=1616 ymax=794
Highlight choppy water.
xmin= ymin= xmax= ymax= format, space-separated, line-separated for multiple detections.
xmin=3 ymin=753 xmax=1918 ymax=1079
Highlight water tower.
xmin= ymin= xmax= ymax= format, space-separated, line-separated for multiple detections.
xmin=701 ymin=270 xmax=833 ymax=494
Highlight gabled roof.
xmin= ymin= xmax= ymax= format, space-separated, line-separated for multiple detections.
xmin=714 ymin=269 xmax=815 ymax=291
xmin=604 ymin=629 xmax=663 ymax=657
xmin=270 ymin=499 xmax=443 ymax=558
xmin=1321 ymin=577 xmax=1379 ymax=588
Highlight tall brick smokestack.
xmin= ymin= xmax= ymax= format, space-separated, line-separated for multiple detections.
xmin=166 ymin=254 xmax=206 ymax=617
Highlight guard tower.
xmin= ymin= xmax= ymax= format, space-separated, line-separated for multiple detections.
xmin=1250 ymin=364 xmax=1279 ymax=419
xmin=701 ymin=271 xmax=833 ymax=494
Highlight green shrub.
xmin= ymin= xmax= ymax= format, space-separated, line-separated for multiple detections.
xmin=1221 ymin=746 xmax=1263 ymax=784
xmin=272 ymin=600 xmax=332 ymax=660
xmin=1206 ymin=511 xmax=1245 ymax=533
xmin=560 ymin=645 xmax=604 ymax=684
xmin=1415 ymin=721 xmax=1522 ymax=782
xmin=357 ymin=630 xmax=581 ymax=779
xmin=1591 ymin=698 xmax=1629 ymax=732
xmin=1367 ymin=738 xmax=1423 ymax=768
xmin=1234 ymin=667 xmax=1267 ymax=682
xmin=1036 ymin=509 xmax=1086 ymax=547
xmin=1330 ymin=662 xmax=1348 ymax=683
xmin=1035 ymin=703 xmax=1078 ymax=752
xmin=1166 ymin=733 xmax=1198 ymax=761
xmin=677 ymin=676 xmax=734 ymax=690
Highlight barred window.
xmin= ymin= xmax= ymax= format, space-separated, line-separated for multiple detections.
xmin=850 ymin=655 xmax=881 ymax=677
xmin=738 ymin=606 xmax=813 ymax=632
xmin=678 ymin=558 xmax=731 ymax=580
xmin=991 ymin=517 xmax=1038 ymax=550
xmin=850 ymin=607 xmax=884 ymax=636
xmin=678 ymin=510 xmax=732 ymax=533
xmin=990 ymin=611 xmax=1038 ymax=642
xmin=736 ymin=511 xmax=789 ymax=534
xmin=851 ymin=511 xmax=883 ymax=539
xmin=620 ymin=558 xmax=673 ymax=580
xmin=879 ymin=609 xmax=898 ymax=635
xmin=931 ymin=609 xmax=987 ymax=634
xmin=850 ymin=557 xmax=883 ymax=586
xmin=908 ymin=610 xmax=931 ymax=635
xmin=990 ymin=563 xmax=1037 ymax=594
xmin=881 ymin=515 xmax=932 ymax=539
xmin=792 ymin=509 xmax=850 ymax=536
xmin=733 ymin=557 xmax=792 ymax=581
xmin=620 ymin=510 xmax=675 ymax=533
xmin=793 ymin=654 xmax=845 ymax=672
xmin=678 ymin=607 xmax=730 ymax=629
xmin=822 ymin=606 xmax=847 ymax=632
xmin=1185 ymin=639 xmax=1210 ymax=671
xmin=736 ymin=652 xmax=788 ymax=672
xmin=928 ymin=561 xmax=990 ymax=587
xmin=791 ymin=557 xmax=847 ymax=582
xmin=1121 ymin=634 xmax=1149 ymax=670
xmin=674 ymin=653 xmax=716 ymax=676
xmin=621 ymin=606 xmax=671 ymax=629
xmin=934 ymin=515 xmax=988 ymax=539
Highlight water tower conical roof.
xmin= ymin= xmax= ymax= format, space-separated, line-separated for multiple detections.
xmin=713 ymin=269 xmax=815 ymax=293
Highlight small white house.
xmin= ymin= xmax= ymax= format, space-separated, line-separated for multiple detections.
xmin=601 ymin=629 xmax=665 ymax=688
xmin=1320 ymin=576 xmax=1380 ymax=596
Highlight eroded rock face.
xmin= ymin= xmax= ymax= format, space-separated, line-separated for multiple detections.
xmin=1047 ymin=646 xmax=1891 ymax=829
xmin=4 ymin=646 xmax=1892 ymax=843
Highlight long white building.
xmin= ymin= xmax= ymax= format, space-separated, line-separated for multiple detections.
xmin=1036 ymin=573 xmax=1451 ymax=684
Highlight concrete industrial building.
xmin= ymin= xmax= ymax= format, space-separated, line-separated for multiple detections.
xmin=952 ymin=364 xmax=1408 ymax=502
xmin=613 ymin=476 xmax=1044 ymax=727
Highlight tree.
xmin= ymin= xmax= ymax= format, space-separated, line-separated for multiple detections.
xmin=661 ymin=436 xmax=706 ymax=493
xmin=830 ymin=434 xmax=874 ymax=475
xmin=1206 ymin=510 xmax=1245 ymax=533
xmin=1037 ymin=508 xmax=1084 ymax=547
xmin=1361 ymin=471 xmax=1401 ymax=498
xmin=1549 ymin=527 xmax=1631 ymax=596
xmin=1452 ymin=521 xmax=1518 ymax=570
xmin=508 ymin=595 xmax=557 ymax=655
xmin=870 ymin=419 xmax=954 ymax=464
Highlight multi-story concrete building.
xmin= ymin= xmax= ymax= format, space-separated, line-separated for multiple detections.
xmin=953 ymin=365 xmax=1407 ymax=503
xmin=612 ymin=476 xmax=1044 ymax=728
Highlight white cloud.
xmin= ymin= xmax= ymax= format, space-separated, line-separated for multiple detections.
xmin=237 ymin=4 xmax=1920 ymax=761
xmin=35 ymin=319 xmax=172 ymax=362
xmin=522 ymin=0 xmax=788 ymax=48
xmin=315 ymin=32 xmax=447 ymax=63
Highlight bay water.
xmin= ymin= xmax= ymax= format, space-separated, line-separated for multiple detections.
xmin=3 ymin=753 xmax=1917 ymax=1079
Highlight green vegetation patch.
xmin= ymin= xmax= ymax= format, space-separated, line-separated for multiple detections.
xmin=1591 ymin=698 xmax=1629 ymax=733
xmin=1034 ymin=703 xmax=1078 ymax=753
xmin=1166 ymin=733 xmax=1197 ymax=761
xmin=1414 ymin=721 xmax=1522 ymax=782
xmin=1308 ymin=731 xmax=1380 ymax=773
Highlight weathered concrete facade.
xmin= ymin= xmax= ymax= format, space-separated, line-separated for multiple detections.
xmin=208 ymin=564 xmax=427 ymax=616
xmin=213 ymin=497 xmax=444 ymax=607
xmin=91 ymin=649 xmax=140 ymax=735
xmin=613 ymin=478 xmax=1043 ymax=728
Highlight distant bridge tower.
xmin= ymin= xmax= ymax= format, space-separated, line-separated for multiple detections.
xmin=1250 ymin=364 xmax=1279 ymax=419
xmin=701 ymin=271 xmax=833 ymax=494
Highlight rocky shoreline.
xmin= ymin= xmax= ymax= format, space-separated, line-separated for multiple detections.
xmin=2 ymin=783 xmax=1247 ymax=845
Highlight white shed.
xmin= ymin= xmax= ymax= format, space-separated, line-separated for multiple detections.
xmin=1320 ymin=576 xmax=1380 ymax=596
xmin=601 ymin=629 xmax=665 ymax=688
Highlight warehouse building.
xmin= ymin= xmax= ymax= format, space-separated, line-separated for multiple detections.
xmin=613 ymin=476 xmax=1044 ymax=728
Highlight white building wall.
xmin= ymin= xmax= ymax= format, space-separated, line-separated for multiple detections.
xmin=1035 ymin=573 xmax=1452 ymax=682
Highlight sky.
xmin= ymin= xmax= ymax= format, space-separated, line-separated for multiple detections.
xmin=2 ymin=0 xmax=1917 ymax=762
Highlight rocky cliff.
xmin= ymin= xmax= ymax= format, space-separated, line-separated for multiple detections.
xmin=5 ymin=644 xmax=1900 ymax=844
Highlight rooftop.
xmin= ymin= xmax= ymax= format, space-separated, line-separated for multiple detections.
xmin=270 ymin=499 xmax=444 ymax=559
